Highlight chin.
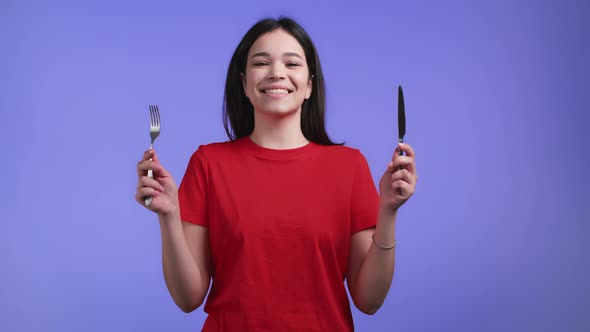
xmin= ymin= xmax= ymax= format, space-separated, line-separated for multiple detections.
xmin=256 ymin=105 xmax=301 ymax=117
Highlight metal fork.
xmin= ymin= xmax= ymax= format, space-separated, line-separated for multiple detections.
xmin=145 ymin=105 xmax=161 ymax=206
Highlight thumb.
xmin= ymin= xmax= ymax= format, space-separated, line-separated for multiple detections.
xmin=151 ymin=149 xmax=160 ymax=163
xmin=383 ymin=161 xmax=395 ymax=176
xmin=152 ymin=162 xmax=171 ymax=178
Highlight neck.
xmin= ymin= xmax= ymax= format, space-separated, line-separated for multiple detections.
xmin=250 ymin=110 xmax=309 ymax=149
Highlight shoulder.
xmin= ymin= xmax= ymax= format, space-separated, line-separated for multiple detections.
xmin=315 ymin=144 xmax=367 ymax=163
xmin=188 ymin=139 xmax=243 ymax=161
xmin=312 ymin=144 xmax=371 ymax=174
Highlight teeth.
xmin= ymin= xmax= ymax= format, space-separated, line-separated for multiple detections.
xmin=265 ymin=89 xmax=288 ymax=94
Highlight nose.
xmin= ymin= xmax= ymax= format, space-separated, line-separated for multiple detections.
xmin=268 ymin=64 xmax=286 ymax=80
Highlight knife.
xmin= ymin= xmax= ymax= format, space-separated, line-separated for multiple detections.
xmin=397 ymin=85 xmax=406 ymax=195
xmin=398 ymin=85 xmax=405 ymax=147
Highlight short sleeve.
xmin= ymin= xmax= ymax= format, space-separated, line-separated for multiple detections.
xmin=178 ymin=146 xmax=209 ymax=227
xmin=350 ymin=151 xmax=380 ymax=234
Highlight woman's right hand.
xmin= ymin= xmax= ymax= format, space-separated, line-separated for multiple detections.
xmin=135 ymin=149 xmax=179 ymax=216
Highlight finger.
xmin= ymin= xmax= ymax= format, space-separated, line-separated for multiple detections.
xmin=138 ymin=160 xmax=168 ymax=174
xmin=138 ymin=176 xmax=165 ymax=192
xmin=151 ymin=150 xmax=160 ymax=163
xmin=140 ymin=149 xmax=155 ymax=162
xmin=141 ymin=149 xmax=160 ymax=162
xmin=387 ymin=150 xmax=402 ymax=175
xmin=137 ymin=150 xmax=154 ymax=177
xmin=392 ymin=156 xmax=416 ymax=174
xmin=137 ymin=160 xmax=159 ymax=177
xmin=390 ymin=168 xmax=409 ymax=182
xmin=389 ymin=143 xmax=408 ymax=161
xmin=390 ymin=176 xmax=414 ymax=195
xmin=135 ymin=188 xmax=160 ymax=204
xmin=384 ymin=161 xmax=395 ymax=174
xmin=151 ymin=162 xmax=171 ymax=179
xmin=137 ymin=149 xmax=161 ymax=167
xmin=389 ymin=145 xmax=412 ymax=168
xmin=390 ymin=147 xmax=401 ymax=162
xmin=138 ymin=187 xmax=161 ymax=198
xmin=393 ymin=180 xmax=414 ymax=198
xmin=390 ymin=169 xmax=417 ymax=187
xmin=398 ymin=142 xmax=416 ymax=158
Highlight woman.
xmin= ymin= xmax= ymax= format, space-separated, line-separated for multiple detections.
xmin=135 ymin=17 xmax=417 ymax=331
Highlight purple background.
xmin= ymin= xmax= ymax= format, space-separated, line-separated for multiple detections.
xmin=2 ymin=0 xmax=588 ymax=331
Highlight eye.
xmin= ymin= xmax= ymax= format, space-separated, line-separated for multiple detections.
xmin=286 ymin=62 xmax=300 ymax=68
xmin=253 ymin=62 xmax=268 ymax=67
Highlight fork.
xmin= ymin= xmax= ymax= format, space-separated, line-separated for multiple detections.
xmin=145 ymin=105 xmax=161 ymax=207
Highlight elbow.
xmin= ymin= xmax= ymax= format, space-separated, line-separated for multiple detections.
xmin=179 ymin=303 xmax=197 ymax=313
xmin=357 ymin=303 xmax=381 ymax=316
xmin=351 ymin=294 xmax=382 ymax=316
xmin=176 ymin=297 xmax=204 ymax=314
xmin=349 ymin=281 xmax=386 ymax=315
xmin=169 ymin=282 xmax=209 ymax=313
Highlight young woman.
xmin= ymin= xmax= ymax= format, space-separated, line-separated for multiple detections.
xmin=135 ymin=17 xmax=417 ymax=332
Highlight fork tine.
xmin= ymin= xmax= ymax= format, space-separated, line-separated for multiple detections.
xmin=149 ymin=105 xmax=154 ymax=127
xmin=155 ymin=105 xmax=160 ymax=128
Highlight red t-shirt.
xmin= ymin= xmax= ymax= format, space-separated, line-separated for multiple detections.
xmin=178 ymin=137 xmax=379 ymax=331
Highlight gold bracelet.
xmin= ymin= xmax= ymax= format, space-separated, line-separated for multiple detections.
xmin=372 ymin=234 xmax=396 ymax=250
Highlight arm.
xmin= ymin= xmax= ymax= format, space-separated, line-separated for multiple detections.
xmin=347 ymin=143 xmax=417 ymax=314
xmin=159 ymin=211 xmax=212 ymax=313
xmin=346 ymin=208 xmax=397 ymax=315
xmin=136 ymin=149 xmax=211 ymax=313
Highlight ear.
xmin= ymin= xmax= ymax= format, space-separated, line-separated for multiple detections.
xmin=241 ymin=73 xmax=248 ymax=98
xmin=305 ymin=75 xmax=313 ymax=100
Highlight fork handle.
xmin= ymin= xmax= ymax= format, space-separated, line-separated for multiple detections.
xmin=144 ymin=157 xmax=154 ymax=206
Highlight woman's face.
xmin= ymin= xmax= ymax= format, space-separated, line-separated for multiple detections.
xmin=242 ymin=29 xmax=312 ymax=118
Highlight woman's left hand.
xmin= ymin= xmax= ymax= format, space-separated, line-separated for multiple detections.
xmin=378 ymin=142 xmax=418 ymax=213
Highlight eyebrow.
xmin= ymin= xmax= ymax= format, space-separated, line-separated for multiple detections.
xmin=250 ymin=52 xmax=303 ymax=60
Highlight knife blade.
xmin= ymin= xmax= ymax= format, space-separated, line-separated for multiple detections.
xmin=398 ymin=85 xmax=405 ymax=145
xmin=397 ymin=85 xmax=406 ymax=196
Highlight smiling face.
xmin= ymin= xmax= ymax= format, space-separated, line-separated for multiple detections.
xmin=242 ymin=29 xmax=313 ymax=118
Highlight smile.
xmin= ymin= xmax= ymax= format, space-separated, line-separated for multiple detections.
xmin=260 ymin=89 xmax=293 ymax=95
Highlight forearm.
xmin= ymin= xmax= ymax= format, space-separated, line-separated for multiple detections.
xmin=159 ymin=211 xmax=206 ymax=312
xmin=353 ymin=206 xmax=397 ymax=314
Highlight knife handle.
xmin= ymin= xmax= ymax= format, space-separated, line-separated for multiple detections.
xmin=397 ymin=138 xmax=404 ymax=162
xmin=397 ymin=139 xmax=404 ymax=195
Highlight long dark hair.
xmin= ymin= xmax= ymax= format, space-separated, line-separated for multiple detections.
xmin=223 ymin=17 xmax=341 ymax=146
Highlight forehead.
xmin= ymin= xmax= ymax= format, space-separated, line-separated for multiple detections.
xmin=248 ymin=29 xmax=306 ymax=59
